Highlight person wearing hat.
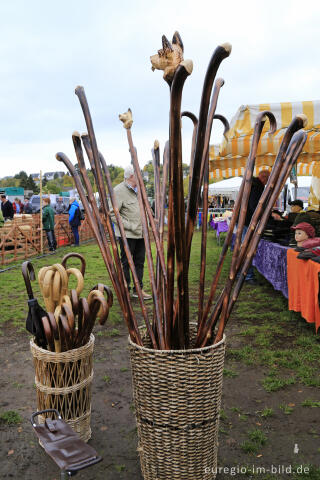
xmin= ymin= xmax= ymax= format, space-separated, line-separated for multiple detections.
xmin=110 ymin=166 xmax=152 ymax=301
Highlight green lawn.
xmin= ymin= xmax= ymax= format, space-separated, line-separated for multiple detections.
xmin=1 ymin=230 xmax=319 ymax=392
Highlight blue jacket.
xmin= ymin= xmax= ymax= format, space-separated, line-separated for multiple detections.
xmin=68 ymin=200 xmax=81 ymax=227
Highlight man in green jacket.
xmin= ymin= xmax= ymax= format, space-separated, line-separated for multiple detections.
xmin=0 ymin=209 xmax=4 ymax=227
xmin=110 ymin=166 xmax=151 ymax=300
xmin=42 ymin=197 xmax=57 ymax=252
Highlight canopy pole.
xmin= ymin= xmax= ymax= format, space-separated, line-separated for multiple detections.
xmin=40 ymin=170 xmax=43 ymax=254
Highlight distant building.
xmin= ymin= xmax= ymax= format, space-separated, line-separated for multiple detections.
xmin=142 ymin=171 xmax=149 ymax=182
xmin=44 ymin=171 xmax=65 ymax=181
xmin=0 ymin=176 xmax=14 ymax=180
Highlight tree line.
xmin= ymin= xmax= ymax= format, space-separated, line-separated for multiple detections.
xmin=0 ymin=162 xmax=193 ymax=198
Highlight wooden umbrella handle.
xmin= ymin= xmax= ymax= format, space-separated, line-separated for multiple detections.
xmin=61 ymin=253 xmax=86 ymax=277
xmin=66 ymin=268 xmax=84 ymax=295
xmin=90 ymin=283 xmax=113 ymax=309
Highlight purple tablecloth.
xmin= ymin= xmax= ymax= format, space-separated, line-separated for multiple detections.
xmin=211 ymin=220 xmax=229 ymax=237
xmin=253 ymin=239 xmax=289 ymax=298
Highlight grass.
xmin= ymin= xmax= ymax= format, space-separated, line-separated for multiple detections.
xmin=230 ymin=406 xmax=241 ymax=414
xmin=0 ymin=410 xmax=23 ymax=425
xmin=239 ymin=414 xmax=248 ymax=421
xmin=223 ymin=368 xmax=238 ymax=378
xmin=260 ymin=407 xmax=274 ymax=418
xmin=292 ymin=465 xmax=320 ymax=480
xmin=241 ymin=428 xmax=267 ymax=454
xmin=219 ymin=409 xmax=228 ymax=421
xmin=262 ymin=374 xmax=296 ymax=392
xmin=114 ymin=464 xmax=126 ymax=472
xmin=1 ymin=232 xmax=320 ymax=472
xmin=248 ymin=428 xmax=267 ymax=445
xmin=302 ymin=399 xmax=320 ymax=408
xmin=279 ymin=403 xmax=294 ymax=415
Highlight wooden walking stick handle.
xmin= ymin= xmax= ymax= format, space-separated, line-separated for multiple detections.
xmin=185 ymin=43 xmax=231 ymax=261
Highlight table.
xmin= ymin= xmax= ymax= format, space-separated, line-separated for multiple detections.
xmin=211 ymin=219 xmax=229 ymax=244
xmin=287 ymin=249 xmax=320 ymax=332
xmin=252 ymin=239 xmax=289 ymax=298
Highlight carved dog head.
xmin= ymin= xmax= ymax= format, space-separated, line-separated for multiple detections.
xmin=150 ymin=31 xmax=184 ymax=82
xmin=119 ymin=108 xmax=133 ymax=129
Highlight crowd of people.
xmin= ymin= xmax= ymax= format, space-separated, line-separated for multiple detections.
xmin=0 ymin=194 xmax=82 ymax=252
xmin=1 ymin=168 xmax=319 ymax=293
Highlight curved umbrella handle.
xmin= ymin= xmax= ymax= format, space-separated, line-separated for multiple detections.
xmin=90 ymin=283 xmax=113 ymax=309
xmin=22 ymin=261 xmax=36 ymax=300
xmin=61 ymin=253 xmax=86 ymax=277
xmin=66 ymin=268 xmax=84 ymax=295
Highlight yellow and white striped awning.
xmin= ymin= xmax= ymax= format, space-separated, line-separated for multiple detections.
xmin=209 ymin=100 xmax=320 ymax=179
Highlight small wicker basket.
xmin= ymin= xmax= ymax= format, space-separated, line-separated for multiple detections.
xmin=30 ymin=334 xmax=94 ymax=442
xmin=129 ymin=325 xmax=226 ymax=480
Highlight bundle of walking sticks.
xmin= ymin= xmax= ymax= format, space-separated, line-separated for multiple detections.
xmin=56 ymin=32 xmax=307 ymax=350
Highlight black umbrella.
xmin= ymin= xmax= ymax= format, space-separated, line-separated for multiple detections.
xmin=22 ymin=261 xmax=48 ymax=349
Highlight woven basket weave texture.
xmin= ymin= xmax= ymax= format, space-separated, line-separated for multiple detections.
xmin=129 ymin=326 xmax=225 ymax=480
xmin=30 ymin=334 xmax=94 ymax=443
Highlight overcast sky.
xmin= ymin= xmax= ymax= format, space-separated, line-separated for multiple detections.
xmin=1 ymin=0 xmax=320 ymax=177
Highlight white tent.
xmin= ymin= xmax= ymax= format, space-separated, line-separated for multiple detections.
xmin=208 ymin=175 xmax=312 ymax=204
xmin=208 ymin=177 xmax=242 ymax=200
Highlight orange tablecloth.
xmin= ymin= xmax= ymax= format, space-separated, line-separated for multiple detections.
xmin=287 ymin=249 xmax=320 ymax=331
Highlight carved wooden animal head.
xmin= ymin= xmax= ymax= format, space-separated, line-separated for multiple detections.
xmin=119 ymin=108 xmax=133 ymax=129
xmin=150 ymin=31 xmax=184 ymax=82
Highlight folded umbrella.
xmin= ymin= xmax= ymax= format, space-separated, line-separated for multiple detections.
xmin=22 ymin=261 xmax=48 ymax=349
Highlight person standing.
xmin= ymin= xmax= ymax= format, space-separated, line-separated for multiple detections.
xmin=110 ymin=165 xmax=152 ymax=300
xmin=242 ymin=169 xmax=270 ymax=285
xmin=68 ymin=197 xmax=81 ymax=246
xmin=1 ymin=195 xmax=14 ymax=220
xmin=18 ymin=199 xmax=24 ymax=212
xmin=42 ymin=197 xmax=57 ymax=252
xmin=13 ymin=198 xmax=20 ymax=214
xmin=23 ymin=198 xmax=33 ymax=214
xmin=55 ymin=197 xmax=65 ymax=214
xmin=0 ymin=209 xmax=4 ymax=227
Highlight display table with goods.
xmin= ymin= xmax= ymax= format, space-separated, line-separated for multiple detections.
xmin=252 ymin=238 xmax=289 ymax=298
xmin=54 ymin=30 xmax=307 ymax=479
xmin=287 ymin=248 xmax=320 ymax=331
xmin=22 ymin=253 xmax=113 ymax=443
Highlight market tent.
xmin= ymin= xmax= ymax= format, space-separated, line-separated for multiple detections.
xmin=208 ymin=177 xmax=242 ymax=200
xmin=209 ymin=100 xmax=320 ymax=179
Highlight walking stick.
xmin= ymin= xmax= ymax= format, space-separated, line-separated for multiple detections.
xmin=214 ymin=129 xmax=308 ymax=344
xmin=80 ymin=134 xmax=156 ymax=347
xmin=121 ymin=114 xmax=166 ymax=349
xmin=56 ymin=151 xmax=141 ymax=345
xmin=169 ymin=61 xmax=193 ymax=348
xmin=185 ymin=44 xmax=231 ymax=263
xmin=197 ymin=111 xmax=276 ymax=342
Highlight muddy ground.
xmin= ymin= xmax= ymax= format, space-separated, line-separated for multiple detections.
xmin=1 ymin=296 xmax=319 ymax=480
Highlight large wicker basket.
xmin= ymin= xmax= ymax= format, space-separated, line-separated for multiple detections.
xmin=30 ymin=334 xmax=94 ymax=442
xmin=129 ymin=326 xmax=226 ymax=480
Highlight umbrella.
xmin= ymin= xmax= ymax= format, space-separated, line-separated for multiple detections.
xmin=22 ymin=261 xmax=48 ymax=349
